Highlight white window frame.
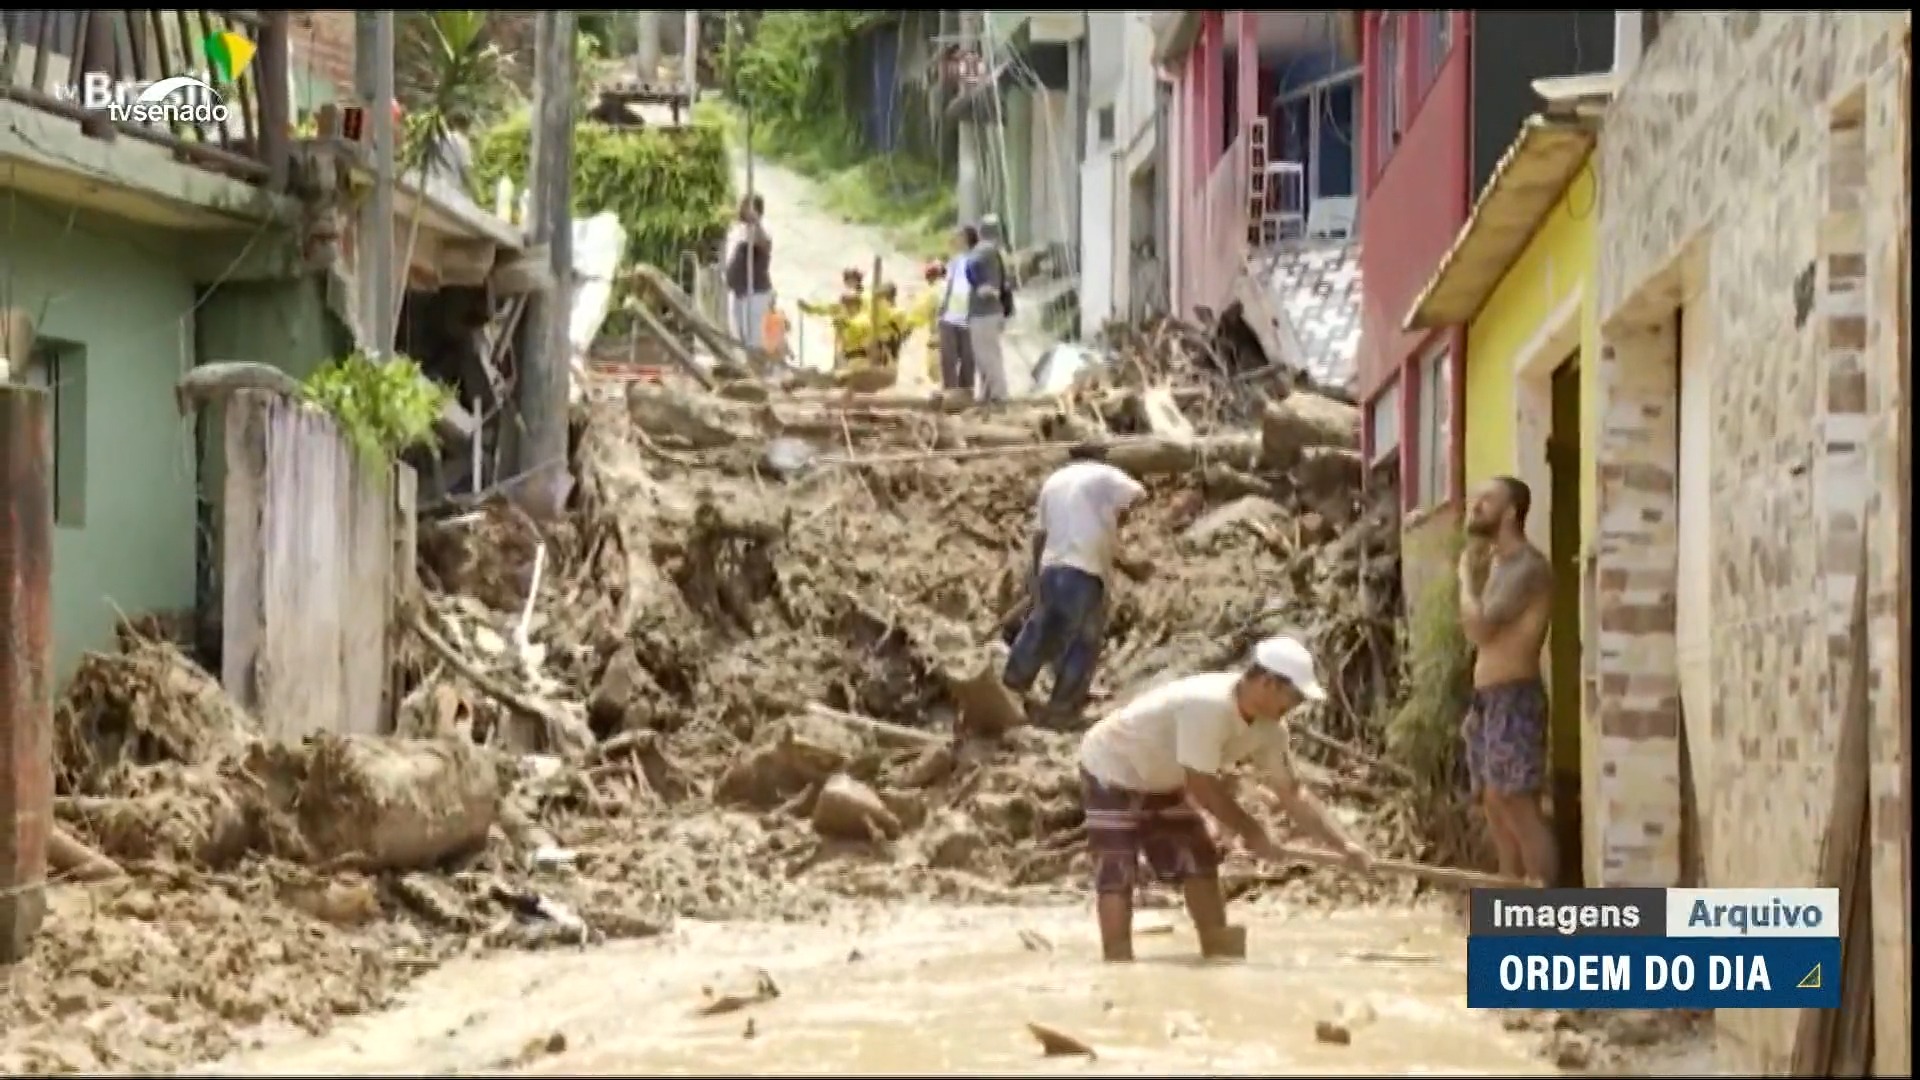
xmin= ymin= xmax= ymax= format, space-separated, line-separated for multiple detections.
xmin=1374 ymin=14 xmax=1402 ymax=170
xmin=1368 ymin=375 xmax=1402 ymax=467
xmin=1415 ymin=341 xmax=1452 ymax=508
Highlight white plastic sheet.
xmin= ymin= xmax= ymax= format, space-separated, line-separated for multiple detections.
xmin=567 ymin=212 xmax=628 ymax=399
xmin=1028 ymin=342 xmax=1109 ymax=397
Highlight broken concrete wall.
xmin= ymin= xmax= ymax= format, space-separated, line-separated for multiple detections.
xmin=1593 ymin=13 xmax=1909 ymax=1073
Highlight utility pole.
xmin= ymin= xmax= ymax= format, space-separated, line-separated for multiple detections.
xmin=732 ymin=14 xmax=754 ymax=206
xmin=0 ymin=387 xmax=52 ymax=964
xmin=682 ymin=11 xmax=700 ymax=98
xmin=956 ymin=10 xmax=984 ymax=224
xmin=635 ymin=12 xmax=662 ymax=81
xmin=1065 ymin=16 xmax=1085 ymax=254
xmin=354 ymin=12 xmax=397 ymax=356
xmin=515 ymin=10 xmax=576 ymax=519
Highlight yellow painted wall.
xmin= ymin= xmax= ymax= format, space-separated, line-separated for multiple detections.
xmin=1460 ymin=157 xmax=1600 ymax=791
xmin=1463 ymin=159 xmax=1599 ymax=537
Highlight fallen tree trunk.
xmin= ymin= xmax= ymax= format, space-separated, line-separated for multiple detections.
xmin=626 ymin=382 xmax=748 ymax=448
xmin=755 ymin=388 xmax=979 ymax=412
xmin=50 ymin=823 xmax=124 ymax=882
xmin=803 ymin=703 xmax=942 ymax=749
xmin=1093 ymin=433 xmax=1263 ymax=477
xmin=1259 ymin=392 xmax=1358 ymax=470
xmin=297 ymin=735 xmax=499 ymax=873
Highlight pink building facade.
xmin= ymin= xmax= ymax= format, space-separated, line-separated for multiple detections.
xmin=1160 ymin=11 xmax=1260 ymax=320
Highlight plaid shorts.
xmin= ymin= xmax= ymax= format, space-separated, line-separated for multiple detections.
xmin=1081 ymin=769 xmax=1220 ymax=895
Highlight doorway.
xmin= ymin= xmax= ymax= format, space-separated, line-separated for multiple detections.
xmin=1546 ymin=356 xmax=1584 ymax=886
xmin=1673 ymin=303 xmax=1712 ymax=886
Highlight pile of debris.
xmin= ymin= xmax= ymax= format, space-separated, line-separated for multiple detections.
xmin=395 ymin=365 xmax=1410 ymax=899
xmin=5 ymin=347 xmax=1412 ymax=1073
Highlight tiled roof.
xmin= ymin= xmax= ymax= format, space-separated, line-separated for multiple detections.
xmin=1261 ymin=238 xmax=1362 ymax=392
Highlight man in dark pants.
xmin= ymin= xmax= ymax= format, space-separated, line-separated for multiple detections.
xmin=1003 ymin=447 xmax=1148 ymax=725
xmin=935 ymin=224 xmax=979 ymax=393
xmin=723 ymin=195 xmax=772 ymax=348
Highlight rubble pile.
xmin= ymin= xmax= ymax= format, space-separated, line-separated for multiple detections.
xmin=395 ymin=374 xmax=1410 ymax=907
xmin=5 ymin=362 xmax=1412 ymax=1073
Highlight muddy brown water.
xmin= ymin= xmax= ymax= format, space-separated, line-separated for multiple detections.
xmin=199 ymin=900 xmax=1615 ymax=1075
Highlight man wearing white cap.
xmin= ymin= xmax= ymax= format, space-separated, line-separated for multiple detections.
xmin=1077 ymin=635 xmax=1374 ymax=962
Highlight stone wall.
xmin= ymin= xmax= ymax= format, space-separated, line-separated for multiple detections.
xmin=1593 ymin=13 xmax=1909 ymax=1074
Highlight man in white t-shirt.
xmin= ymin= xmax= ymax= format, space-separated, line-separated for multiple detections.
xmin=1078 ymin=635 xmax=1375 ymax=961
xmin=1002 ymin=449 xmax=1149 ymax=725
xmin=934 ymin=223 xmax=978 ymax=393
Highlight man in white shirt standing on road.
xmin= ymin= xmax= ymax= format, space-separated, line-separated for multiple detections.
xmin=1002 ymin=448 xmax=1149 ymax=726
xmin=935 ymin=223 xmax=978 ymax=394
xmin=1077 ymin=635 xmax=1375 ymax=962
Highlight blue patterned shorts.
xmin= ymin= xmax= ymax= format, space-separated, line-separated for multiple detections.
xmin=1463 ymin=679 xmax=1549 ymax=796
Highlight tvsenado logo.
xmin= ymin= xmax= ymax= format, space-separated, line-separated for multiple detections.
xmin=79 ymin=31 xmax=255 ymax=125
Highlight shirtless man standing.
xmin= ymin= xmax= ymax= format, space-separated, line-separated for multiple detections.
xmin=1458 ymin=476 xmax=1556 ymax=886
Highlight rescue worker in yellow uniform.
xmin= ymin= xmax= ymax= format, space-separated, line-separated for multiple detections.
xmin=903 ymin=260 xmax=947 ymax=384
xmin=874 ymin=282 xmax=908 ymax=368
xmin=797 ymin=296 xmax=890 ymax=394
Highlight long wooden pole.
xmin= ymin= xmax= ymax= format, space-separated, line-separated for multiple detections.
xmin=515 ymin=10 xmax=577 ymax=519
xmin=1243 ymin=844 xmax=1533 ymax=892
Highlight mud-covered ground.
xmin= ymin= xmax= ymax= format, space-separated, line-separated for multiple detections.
xmin=198 ymin=901 xmax=1716 ymax=1075
xmin=1 ymin=379 xmax=1702 ymax=1075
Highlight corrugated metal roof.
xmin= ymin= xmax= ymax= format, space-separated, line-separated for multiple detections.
xmin=1400 ymin=116 xmax=1597 ymax=332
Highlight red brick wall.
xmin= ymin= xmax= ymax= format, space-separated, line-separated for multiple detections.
xmin=292 ymin=11 xmax=357 ymax=106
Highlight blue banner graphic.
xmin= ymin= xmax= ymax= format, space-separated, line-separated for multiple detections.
xmin=1467 ymin=934 xmax=1843 ymax=1010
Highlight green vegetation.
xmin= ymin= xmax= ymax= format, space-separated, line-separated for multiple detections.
xmin=715 ymin=12 xmax=954 ymax=259
xmin=1385 ymin=527 xmax=1482 ymax=864
xmin=473 ymin=111 xmax=734 ymax=277
xmin=396 ymin=11 xmax=514 ymax=164
xmin=303 ymin=352 xmax=452 ymax=468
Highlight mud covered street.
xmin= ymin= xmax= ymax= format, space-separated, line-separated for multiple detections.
xmin=204 ymin=902 xmax=1563 ymax=1074
xmin=3 ymin=337 xmax=1705 ymax=1076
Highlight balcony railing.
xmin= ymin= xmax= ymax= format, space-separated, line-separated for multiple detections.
xmin=1 ymin=10 xmax=290 ymax=187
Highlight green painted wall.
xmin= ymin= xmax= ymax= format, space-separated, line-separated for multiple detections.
xmin=3 ymin=193 xmax=330 ymax=685
xmin=8 ymin=195 xmax=201 ymax=683
xmin=195 ymin=278 xmax=342 ymax=385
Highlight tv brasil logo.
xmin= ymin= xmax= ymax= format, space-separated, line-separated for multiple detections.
xmin=79 ymin=30 xmax=255 ymax=126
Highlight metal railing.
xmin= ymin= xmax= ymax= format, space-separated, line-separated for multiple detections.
xmin=1 ymin=10 xmax=290 ymax=187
